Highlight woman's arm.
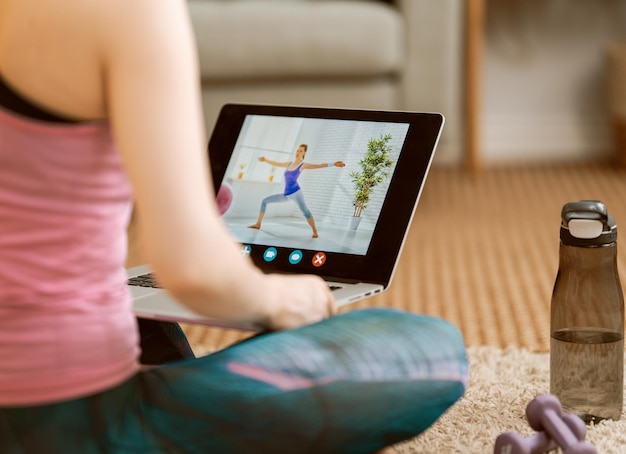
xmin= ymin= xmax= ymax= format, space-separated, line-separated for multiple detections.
xmin=302 ymin=161 xmax=346 ymax=170
xmin=258 ymin=156 xmax=289 ymax=168
xmin=99 ymin=0 xmax=335 ymax=329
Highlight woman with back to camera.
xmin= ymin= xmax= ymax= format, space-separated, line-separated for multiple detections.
xmin=0 ymin=0 xmax=468 ymax=452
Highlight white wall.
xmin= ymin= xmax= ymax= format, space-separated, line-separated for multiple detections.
xmin=482 ymin=0 xmax=626 ymax=164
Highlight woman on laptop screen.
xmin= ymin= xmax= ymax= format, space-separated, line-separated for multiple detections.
xmin=248 ymin=144 xmax=345 ymax=238
xmin=0 ymin=0 xmax=468 ymax=452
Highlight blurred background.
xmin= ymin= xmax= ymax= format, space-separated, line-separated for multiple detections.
xmin=186 ymin=0 xmax=626 ymax=169
xmin=483 ymin=0 xmax=626 ymax=165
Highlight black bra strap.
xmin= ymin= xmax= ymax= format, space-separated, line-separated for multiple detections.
xmin=0 ymin=72 xmax=80 ymax=123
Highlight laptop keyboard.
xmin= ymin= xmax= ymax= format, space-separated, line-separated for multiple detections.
xmin=127 ymin=273 xmax=161 ymax=288
xmin=128 ymin=273 xmax=342 ymax=291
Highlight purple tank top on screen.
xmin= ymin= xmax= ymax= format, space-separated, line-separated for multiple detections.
xmin=283 ymin=162 xmax=304 ymax=195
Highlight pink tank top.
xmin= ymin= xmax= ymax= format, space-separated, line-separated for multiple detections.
xmin=0 ymin=107 xmax=140 ymax=406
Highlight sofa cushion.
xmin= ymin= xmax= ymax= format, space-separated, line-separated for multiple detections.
xmin=188 ymin=0 xmax=404 ymax=81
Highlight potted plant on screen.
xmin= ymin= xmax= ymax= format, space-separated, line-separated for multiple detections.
xmin=349 ymin=133 xmax=394 ymax=230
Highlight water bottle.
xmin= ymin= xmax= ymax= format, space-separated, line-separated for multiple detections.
xmin=550 ymin=200 xmax=624 ymax=423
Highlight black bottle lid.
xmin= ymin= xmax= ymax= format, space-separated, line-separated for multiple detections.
xmin=560 ymin=200 xmax=617 ymax=246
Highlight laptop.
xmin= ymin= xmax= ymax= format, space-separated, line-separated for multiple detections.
xmin=128 ymin=103 xmax=443 ymax=331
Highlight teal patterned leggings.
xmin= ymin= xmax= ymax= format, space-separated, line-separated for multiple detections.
xmin=0 ymin=309 xmax=468 ymax=453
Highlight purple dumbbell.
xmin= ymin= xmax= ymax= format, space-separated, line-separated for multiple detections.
xmin=525 ymin=394 xmax=597 ymax=454
xmin=494 ymin=413 xmax=586 ymax=454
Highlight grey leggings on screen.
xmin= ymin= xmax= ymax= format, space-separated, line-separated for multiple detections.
xmin=260 ymin=190 xmax=312 ymax=219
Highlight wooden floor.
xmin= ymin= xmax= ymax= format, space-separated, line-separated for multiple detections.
xmin=180 ymin=160 xmax=626 ymax=354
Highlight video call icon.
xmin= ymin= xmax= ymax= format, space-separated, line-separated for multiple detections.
xmin=263 ymin=247 xmax=278 ymax=262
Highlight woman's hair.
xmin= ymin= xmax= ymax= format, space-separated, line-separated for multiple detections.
xmin=298 ymin=144 xmax=308 ymax=152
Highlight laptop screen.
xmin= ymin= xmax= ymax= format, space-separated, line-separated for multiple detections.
xmin=220 ymin=113 xmax=409 ymax=256
xmin=209 ymin=104 xmax=442 ymax=286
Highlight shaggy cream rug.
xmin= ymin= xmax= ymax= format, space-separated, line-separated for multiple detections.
xmin=393 ymin=346 xmax=626 ymax=453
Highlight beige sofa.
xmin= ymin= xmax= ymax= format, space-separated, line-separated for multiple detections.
xmin=188 ymin=0 xmax=464 ymax=163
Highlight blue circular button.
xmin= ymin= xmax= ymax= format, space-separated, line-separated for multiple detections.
xmin=263 ymin=247 xmax=278 ymax=262
xmin=288 ymin=250 xmax=303 ymax=265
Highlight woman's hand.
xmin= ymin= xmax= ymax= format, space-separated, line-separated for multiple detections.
xmin=258 ymin=156 xmax=266 ymax=162
xmin=334 ymin=161 xmax=346 ymax=167
xmin=262 ymin=274 xmax=337 ymax=331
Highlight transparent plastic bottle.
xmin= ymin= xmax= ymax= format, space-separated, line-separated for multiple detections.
xmin=550 ymin=200 xmax=624 ymax=423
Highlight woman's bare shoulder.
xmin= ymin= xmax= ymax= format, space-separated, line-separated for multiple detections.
xmin=1 ymin=0 xmax=191 ymax=57
xmin=0 ymin=0 xmax=194 ymax=119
